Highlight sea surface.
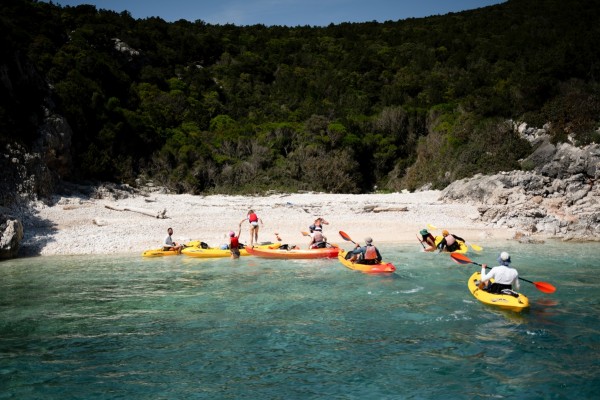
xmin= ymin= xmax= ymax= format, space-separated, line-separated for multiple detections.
xmin=1 ymin=242 xmax=598 ymax=399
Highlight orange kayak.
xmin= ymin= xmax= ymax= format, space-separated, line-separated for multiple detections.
xmin=338 ymin=250 xmax=396 ymax=273
xmin=245 ymin=245 xmax=340 ymax=259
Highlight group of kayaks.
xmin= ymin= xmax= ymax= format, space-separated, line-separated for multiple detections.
xmin=143 ymin=232 xmax=555 ymax=312
xmin=143 ymin=238 xmax=397 ymax=274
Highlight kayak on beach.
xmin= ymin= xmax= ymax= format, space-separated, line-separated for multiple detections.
xmin=182 ymin=242 xmax=279 ymax=258
xmin=142 ymin=240 xmax=202 ymax=257
xmin=245 ymin=245 xmax=339 ymax=259
xmin=338 ymin=249 xmax=396 ymax=273
xmin=467 ymin=271 xmax=529 ymax=312
xmin=434 ymin=236 xmax=468 ymax=253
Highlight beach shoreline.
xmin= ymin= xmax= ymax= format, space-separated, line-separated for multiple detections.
xmin=19 ymin=190 xmax=520 ymax=256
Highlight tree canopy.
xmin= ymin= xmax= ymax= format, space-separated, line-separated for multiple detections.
xmin=1 ymin=0 xmax=599 ymax=194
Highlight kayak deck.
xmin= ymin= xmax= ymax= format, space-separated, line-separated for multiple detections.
xmin=246 ymin=245 xmax=339 ymax=259
xmin=338 ymin=250 xmax=396 ymax=273
xmin=467 ymin=271 xmax=529 ymax=312
xmin=182 ymin=242 xmax=280 ymax=258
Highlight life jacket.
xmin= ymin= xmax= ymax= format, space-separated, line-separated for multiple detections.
xmin=445 ymin=235 xmax=456 ymax=246
xmin=230 ymin=236 xmax=239 ymax=249
xmin=364 ymin=245 xmax=377 ymax=260
xmin=248 ymin=213 xmax=258 ymax=223
xmin=312 ymin=231 xmax=324 ymax=242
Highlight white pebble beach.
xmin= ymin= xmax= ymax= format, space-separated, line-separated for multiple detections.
xmin=21 ymin=190 xmax=517 ymax=256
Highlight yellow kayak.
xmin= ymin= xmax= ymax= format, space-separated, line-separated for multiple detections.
xmin=182 ymin=242 xmax=280 ymax=258
xmin=434 ymin=236 xmax=468 ymax=253
xmin=467 ymin=271 xmax=529 ymax=312
xmin=142 ymin=240 xmax=201 ymax=257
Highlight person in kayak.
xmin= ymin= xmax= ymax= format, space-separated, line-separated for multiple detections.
xmin=229 ymin=227 xmax=242 ymax=259
xmin=163 ymin=227 xmax=182 ymax=253
xmin=477 ymin=252 xmax=520 ymax=294
xmin=437 ymin=229 xmax=466 ymax=252
xmin=419 ymin=228 xmax=436 ymax=252
xmin=240 ymin=209 xmax=263 ymax=247
xmin=309 ymin=217 xmax=329 ymax=233
xmin=348 ymin=237 xmax=382 ymax=265
xmin=308 ymin=229 xmax=328 ymax=249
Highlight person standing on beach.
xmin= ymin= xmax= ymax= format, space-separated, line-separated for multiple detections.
xmin=163 ymin=227 xmax=182 ymax=253
xmin=309 ymin=217 xmax=329 ymax=233
xmin=240 ymin=210 xmax=263 ymax=247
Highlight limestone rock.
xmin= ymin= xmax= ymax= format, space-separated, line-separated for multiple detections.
xmin=0 ymin=216 xmax=24 ymax=259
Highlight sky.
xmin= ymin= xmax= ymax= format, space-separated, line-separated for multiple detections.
xmin=43 ymin=0 xmax=506 ymax=26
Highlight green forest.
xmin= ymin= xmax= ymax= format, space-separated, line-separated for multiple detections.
xmin=1 ymin=0 xmax=599 ymax=195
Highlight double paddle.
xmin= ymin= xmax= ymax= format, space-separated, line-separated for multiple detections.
xmin=450 ymin=253 xmax=556 ymax=294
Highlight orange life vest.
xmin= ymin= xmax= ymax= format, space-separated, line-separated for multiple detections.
xmin=365 ymin=245 xmax=377 ymax=260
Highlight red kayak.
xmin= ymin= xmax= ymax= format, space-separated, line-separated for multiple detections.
xmin=245 ymin=245 xmax=340 ymax=259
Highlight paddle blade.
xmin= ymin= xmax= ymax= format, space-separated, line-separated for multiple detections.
xmin=470 ymin=243 xmax=483 ymax=251
xmin=534 ymin=281 xmax=556 ymax=294
xmin=301 ymin=231 xmax=310 ymax=236
xmin=427 ymin=224 xmax=438 ymax=230
xmin=339 ymin=231 xmax=355 ymax=243
xmin=450 ymin=253 xmax=473 ymax=265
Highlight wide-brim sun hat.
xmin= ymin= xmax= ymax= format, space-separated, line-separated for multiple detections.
xmin=497 ymin=251 xmax=511 ymax=265
xmin=420 ymin=229 xmax=428 ymax=235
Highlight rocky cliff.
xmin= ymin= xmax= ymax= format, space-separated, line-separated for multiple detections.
xmin=441 ymin=126 xmax=600 ymax=241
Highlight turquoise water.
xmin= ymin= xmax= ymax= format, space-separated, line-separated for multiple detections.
xmin=1 ymin=242 xmax=598 ymax=399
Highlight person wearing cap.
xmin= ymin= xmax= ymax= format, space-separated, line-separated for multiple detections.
xmin=419 ymin=228 xmax=436 ymax=252
xmin=229 ymin=226 xmax=242 ymax=259
xmin=437 ymin=229 xmax=466 ymax=252
xmin=348 ymin=237 xmax=382 ymax=265
xmin=477 ymin=252 xmax=520 ymax=293
xmin=309 ymin=217 xmax=329 ymax=234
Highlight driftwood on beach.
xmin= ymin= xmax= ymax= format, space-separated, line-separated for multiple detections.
xmin=363 ymin=205 xmax=408 ymax=213
xmin=104 ymin=204 xmax=167 ymax=219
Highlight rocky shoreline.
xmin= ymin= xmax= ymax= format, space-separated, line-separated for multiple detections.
xmin=441 ymin=133 xmax=599 ymax=242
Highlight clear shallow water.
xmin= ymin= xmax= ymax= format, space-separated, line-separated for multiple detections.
xmin=1 ymin=242 xmax=598 ymax=399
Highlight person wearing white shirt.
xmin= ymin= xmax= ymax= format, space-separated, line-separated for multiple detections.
xmin=478 ymin=251 xmax=520 ymax=293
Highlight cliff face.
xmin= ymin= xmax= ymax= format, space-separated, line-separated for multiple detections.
xmin=0 ymin=51 xmax=73 ymax=259
xmin=441 ymin=137 xmax=600 ymax=241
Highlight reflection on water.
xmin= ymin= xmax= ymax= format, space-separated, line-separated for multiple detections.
xmin=0 ymin=242 xmax=598 ymax=399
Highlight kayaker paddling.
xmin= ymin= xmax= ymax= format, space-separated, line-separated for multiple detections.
xmin=419 ymin=228 xmax=436 ymax=252
xmin=437 ymin=229 xmax=466 ymax=252
xmin=347 ymin=237 xmax=382 ymax=265
xmin=476 ymin=252 xmax=520 ymax=293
